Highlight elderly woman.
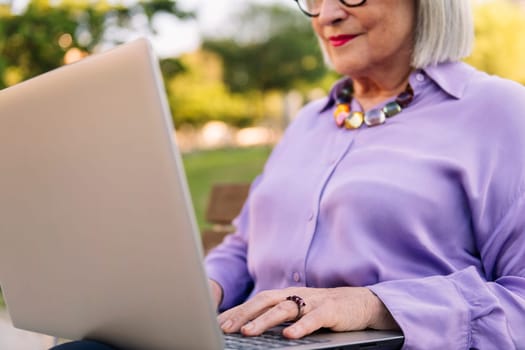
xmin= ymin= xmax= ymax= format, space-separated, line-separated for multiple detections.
xmin=205 ymin=0 xmax=525 ymax=349
xmin=53 ymin=0 xmax=525 ymax=349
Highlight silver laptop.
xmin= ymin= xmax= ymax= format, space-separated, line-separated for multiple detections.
xmin=0 ymin=38 xmax=403 ymax=350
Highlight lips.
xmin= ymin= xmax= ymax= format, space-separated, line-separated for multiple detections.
xmin=328 ymin=34 xmax=358 ymax=47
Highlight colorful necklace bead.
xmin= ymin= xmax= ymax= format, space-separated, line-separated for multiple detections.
xmin=333 ymin=81 xmax=414 ymax=129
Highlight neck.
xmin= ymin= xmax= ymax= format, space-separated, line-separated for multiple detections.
xmin=350 ymin=66 xmax=413 ymax=111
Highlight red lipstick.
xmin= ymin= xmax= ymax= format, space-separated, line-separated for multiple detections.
xmin=328 ymin=34 xmax=357 ymax=47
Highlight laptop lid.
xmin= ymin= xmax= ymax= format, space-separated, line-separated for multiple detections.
xmin=0 ymin=38 xmax=223 ymax=350
xmin=0 ymin=38 xmax=403 ymax=350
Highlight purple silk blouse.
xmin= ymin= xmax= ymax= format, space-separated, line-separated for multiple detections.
xmin=204 ymin=62 xmax=525 ymax=349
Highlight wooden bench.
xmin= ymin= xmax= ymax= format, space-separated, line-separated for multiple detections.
xmin=201 ymin=183 xmax=251 ymax=254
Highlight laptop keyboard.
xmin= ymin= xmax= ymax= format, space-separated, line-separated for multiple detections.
xmin=224 ymin=332 xmax=328 ymax=349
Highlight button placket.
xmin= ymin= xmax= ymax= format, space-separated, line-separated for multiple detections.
xmin=294 ymin=123 xmax=357 ymax=288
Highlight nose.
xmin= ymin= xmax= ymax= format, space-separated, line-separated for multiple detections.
xmin=316 ymin=0 xmax=348 ymax=25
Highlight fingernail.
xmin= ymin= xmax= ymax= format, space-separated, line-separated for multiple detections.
xmin=241 ymin=321 xmax=254 ymax=331
xmin=286 ymin=325 xmax=300 ymax=338
xmin=220 ymin=319 xmax=233 ymax=331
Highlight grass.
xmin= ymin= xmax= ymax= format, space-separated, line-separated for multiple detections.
xmin=0 ymin=146 xmax=271 ymax=310
xmin=183 ymin=146 xmax=271 ymax=230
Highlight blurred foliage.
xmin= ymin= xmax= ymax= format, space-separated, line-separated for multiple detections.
xmin=171 ymin=3 xmax=332 ymax=126
xmin=0 ymin=0 xmax=192 ymax=89
xmin=202 ymin=4 xmax=328 ymax=94
xmin=168 ymin=50 xmax=255 ymax=127
xmin=466 ymin=0 xmax=525 ymax=84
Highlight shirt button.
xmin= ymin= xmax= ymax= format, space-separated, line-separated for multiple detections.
xmin=416 ymin=73 xmax=425 ymax=82
xmin=307 ymin=211 xmax=314 ymax=221
xmin=293 ymin=272 xmax=301 ymax=282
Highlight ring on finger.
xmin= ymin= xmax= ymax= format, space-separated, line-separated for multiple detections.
xmin=285 ymin=295 xmax=306 ymax=322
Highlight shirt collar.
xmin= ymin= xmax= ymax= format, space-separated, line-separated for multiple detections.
xmin=319 ymin=61 xmax=474 ymax=112
xmin=421 ymin=61 xmax=475 ymax=99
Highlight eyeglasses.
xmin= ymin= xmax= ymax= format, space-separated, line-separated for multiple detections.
xmin=293 ymin=0 xmax=367 ymax=17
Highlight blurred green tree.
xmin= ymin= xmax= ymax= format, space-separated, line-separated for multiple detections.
xmin=203 ymin=3 xmax=328 ymax=94
xmin=168 ymin=50 xmax=253 ymax=127
xmin=0 ymin=0 xmax=192 ymax=89
xmin=200 ymin=3 xmax=332 ymax=124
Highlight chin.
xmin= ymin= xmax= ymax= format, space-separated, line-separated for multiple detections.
xmin=325 ymin=49 xmax=364 ymax=75
xmin=319 ymin=41 xmax=366 ymax=77
xmin=331 ymin=60 xmax=365 ymax=78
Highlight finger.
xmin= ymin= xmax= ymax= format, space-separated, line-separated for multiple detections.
xmin=218 ymin=305 xmax=272 ymax=333
xmin=240 ymin=299 xmax=299 ymax=336
xmin=282 ymin=308 xmax=326 ymax=339
xmin=218 ymin=291 xmax=283 ymax=333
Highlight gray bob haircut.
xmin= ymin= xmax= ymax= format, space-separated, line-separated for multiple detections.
xmin=318 ymin=0 xmax=474 ymax=69
xmin=412 ymin=0 xmax=474 ymax=68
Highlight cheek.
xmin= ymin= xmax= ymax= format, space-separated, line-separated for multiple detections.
xmin=370 ymin=20 xmax=412 ymax=54
xmin=378 ymin=6 xmax=415 ymax=49
xmin=311 ymin=19 xmax=321 ymax=37
xmin=311 ymin=20 xmax=332 ymax=63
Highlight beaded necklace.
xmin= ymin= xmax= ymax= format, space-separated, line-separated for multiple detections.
xmin=333 ymin=80 xmax=414 ymax=129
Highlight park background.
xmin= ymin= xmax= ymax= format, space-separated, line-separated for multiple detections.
xmin=0 ymin=0 xmax=525 ymax=346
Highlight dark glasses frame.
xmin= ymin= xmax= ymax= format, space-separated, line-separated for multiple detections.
xmin=293 ymin=0 xmax=367 ymax=17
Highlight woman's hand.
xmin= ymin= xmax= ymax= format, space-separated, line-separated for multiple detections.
xmin=218 ymin=287 xmax=400 ymax=339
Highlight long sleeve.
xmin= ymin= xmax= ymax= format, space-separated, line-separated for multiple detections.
xmin=367 ymin=70 xmax=525 ymax=348
xmin=370 ymin=193 xmax=525 ymax=348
